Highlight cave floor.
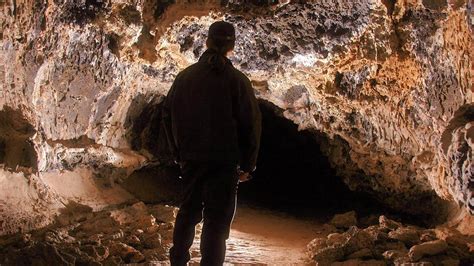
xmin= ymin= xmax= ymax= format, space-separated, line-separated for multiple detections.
xmin=189 ymin=205 xmax=328 ymax=265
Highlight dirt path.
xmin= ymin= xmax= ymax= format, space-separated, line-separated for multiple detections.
xmin=189 ymin=205 xmax=325 ymax=265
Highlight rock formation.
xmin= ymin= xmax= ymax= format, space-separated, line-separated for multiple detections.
xmin=0 ymin=0 xmax=473 ymax=237
xmin=307 ymin=211 xmax=474 ymax=264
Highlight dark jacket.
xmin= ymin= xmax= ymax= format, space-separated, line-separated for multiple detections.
xmin=161 ymin=49 xmax=261 ymax=173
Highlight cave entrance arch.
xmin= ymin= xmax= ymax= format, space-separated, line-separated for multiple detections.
xmin=238 ymin=100 xmax=377 ymax=218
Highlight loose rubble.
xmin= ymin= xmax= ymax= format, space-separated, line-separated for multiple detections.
xmin=307 ymin=212 xmax=474 ymax=265
xmin=0 ymin=201 xmax=178 ymax=265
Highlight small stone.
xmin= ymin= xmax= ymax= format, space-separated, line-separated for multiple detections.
xmin=106 ymin=229 xmax=124 ymax=240
xmin=419 ymin=230 xmax=437 ymax=242
xmin=136 ymin=214 xmax=157 ymax=229
xmin=347 ymin=248 xmax=373 ymax=259
xmin=142 ymin=248 xmax=168 ymax=261
xmin=379 ymin=216 xmax=402 ymax=230
xmin=383 ymin=249 xmax=408 ymax=260
xmin=77 ymin=215 xmax=119 ymax=234
xmin=344 ymin=227 xmax=374 ymax=254
xmin=44 ymin=230 xmax=68 ymax=244
xmin=441 ymin=259 xmax=460 ymax=266
xmin=84 ymin=233 xmax=103 ymax=245
xmin=435 ymin=227 xmax=471 ymax=252
xmin=398 ymin=262 xmax=433 ymax=266
xmin=109 ymin=242 xmax=145 ymax=263
xmin=363 ymin=225 xmax=389 ymax=242
xmin=330 ymin=211 xmax=358 ymax=229
xmin=308 ymin=246 xmax=345 ymax=263
xmin=157 ymin=223 xmax=174 ymax=241
xmin=159 ymin=222 xmax=174 ymax=230
xmin=149 ymin=204 xmax=178 ymax=223
xmin=331 ymin=259 xmax=386 ymax=266
xmin=393 ymin=256 xmax=411 ymax=264
xmin=103 ymin=255 xmax=122 ymax=265
xmin=110 ymin=202 xmax=155 ymax=229
xmin=142 ymin=232 xmax=162 ymax=249
xmin=327 ymin=233 xmax=347 ymax=246
xmin=408 ymin=240 xmax=448 ymax=261
xmin=146 ymin=225 xmax=160 ymax=234
xmin=94 ymin=245 xmax=109 ymax=261
xmin=56 ymin=201 xmax=94 ymax=226
xmin=388 ymin=227 xmax=420 ymax=246
xmin=307 ymin=237 xmax=328 ymax=254
xmin=125 ymin=235 xmax=141 ymax=247
xmin=81 ymin=245 xmax=109 ymax=261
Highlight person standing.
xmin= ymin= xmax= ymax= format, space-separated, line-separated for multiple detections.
xmin=162 ymin=21 xmax=262 ymax=265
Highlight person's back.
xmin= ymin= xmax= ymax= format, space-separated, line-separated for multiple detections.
xmin=162 ymin=21 xmax=261 ymax=265
xmin=167 ymin=50 xmax=251 ymax=165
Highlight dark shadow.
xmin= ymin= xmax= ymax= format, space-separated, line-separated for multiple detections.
xmin=124 ymin=93 xmax=164 ymax=159
xmin=0 ymin=106 xmax=37 ymax=172
xmin=238 ymin=100 xmax=384 ymax=219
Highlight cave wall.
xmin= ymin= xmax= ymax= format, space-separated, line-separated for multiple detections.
xmin=0 ymin=0 xmax=472 ymax=234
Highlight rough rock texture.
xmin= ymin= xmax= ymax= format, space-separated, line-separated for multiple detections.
xmin=0 ymin=0 xmax=473 ymax=234
xmin=307 ymin=211 xmax=474 ymax=264
xmin=0 ymin=201 xmax=177 ymax=265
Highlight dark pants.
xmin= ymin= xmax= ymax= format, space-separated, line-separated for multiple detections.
xmin=169 ymin=161 xmax=239 ymax=266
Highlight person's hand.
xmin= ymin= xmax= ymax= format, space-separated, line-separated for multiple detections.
xmin=238 ymin=170 xmax=252 ymax=183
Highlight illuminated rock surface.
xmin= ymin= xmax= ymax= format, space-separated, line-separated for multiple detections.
xmin=0 ymin=0 xmax=473 ymax=260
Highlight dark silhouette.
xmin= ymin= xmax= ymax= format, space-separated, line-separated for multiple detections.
xmin=162 ymin=21 xmax=262 ymax=265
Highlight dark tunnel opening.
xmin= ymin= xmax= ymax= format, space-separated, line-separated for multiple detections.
xmin=0 ymin=106 xmax=38 ymax=172
xmin=237 ymin=100 xmax=384 ymax=219
xmin=123 ymin=95 xmax=395 ymax=221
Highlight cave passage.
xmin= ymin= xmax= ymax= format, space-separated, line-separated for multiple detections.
xmin=0 ymin=107 xmax=37 ymax=171
xmin=238 ymin=101 xmax=381 ymax=218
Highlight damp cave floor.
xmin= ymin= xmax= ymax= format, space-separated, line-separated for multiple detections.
xmin=188 ymin=204 xmax=328 ymax=265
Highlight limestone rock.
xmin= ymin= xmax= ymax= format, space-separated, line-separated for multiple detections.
xmin=307 ymin=237 xmax=328 ymax=255
xmin=379 ymin=216 xmax=402 ymax=231
xmin=398 ymin=262 xmax=433 ymax=266
xmin=327 ymin=233 xmax=348 ymax=246
xmin=419 ymin=230 xmax=437 ymax=242
xmin=383 ymin=249 xmax=408 ymax=260
xmin=343 ymin=227 xmax=375 ymax=255
xmin=308 ymin=246 xmax=345 ymax=263
xmin=441 ymin=259 xmax=460 ymax=266
xmin=330 ymin=211 xmax=358 ymax=229
xmin=142 ymin=232 xmax=162 ymax=249
xmin=125 ymin=235 xmax=141 ymax=248
xmin=331 ymin=259 xmax=386 ymax=266
xmin=375 ymin=241 xmax=407 ymax=255
xmin=363 ymin=225 xmax=390 ymax=242
xmin=142 ymin=248 xmax=168 ymax=261
xmin=149 ymin=204 xmax=178 ymax=223
xmin=388 ymin=227 xmax=421 ymax=246
xmin=434 ymin=227 xmax=472 ymax=252
xmin=109 ymin=242 xmax=145 ymax=263
xmin=56 ymin=201 xmax=94 ymax=227
xmin=346 ymin=248 xmax=373 ymax=259
xmin=80 ymin=245 xmax=109 ymax=261
xmin=408 ymin=240 xmax=449 ymax=262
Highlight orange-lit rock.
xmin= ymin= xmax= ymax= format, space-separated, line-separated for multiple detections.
xmin=0 ymin=0 xmax=472 ymax=236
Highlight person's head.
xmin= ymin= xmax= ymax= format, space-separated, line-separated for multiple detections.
xmin=206 ymin=21 xmax=235 ymax=56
